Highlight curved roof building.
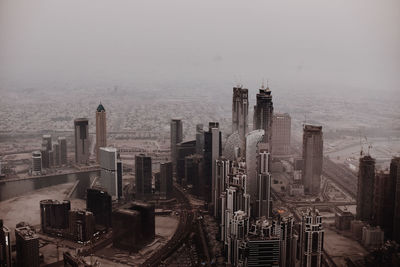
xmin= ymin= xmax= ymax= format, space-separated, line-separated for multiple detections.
xmin=223 ymin=131 xmax=244 ymax=161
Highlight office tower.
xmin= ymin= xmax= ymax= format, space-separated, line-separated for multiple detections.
xmin=68 ymin=210 xmax=95 ymax=242
xmin=135 ymin=154 xmax=152 ymax=200
xmin=31 ymin=151 xmax=42 ymax=175
xmin=391 ymin=157 xmax=400 ymax=243
xmin=225 ymin=210 xmax=249 ymax=266
xmin=176 ymin=140 xmax=196 ymax=184
xmin=232 ymin=86 xmax=249 ymax=141
xmin=214 ymin=158 xmax=230 ymax=218
xmin=256 ymin=148 xmax=271 ymax=218
xmin=48 ymin=149 xmax=54 ymax=167
xmin=74 ymin=118 xmax=90 ymax=164
xmin=245 ymin=129 xmax=265 ymax=208
xmin=15 ymin=226 xmax=39 ymax=267
xmin=204 ymin=122 xmax=222 ymax=205
xmin=170 ymin=119 xmax=183 ymax=169
xmin=40 ymin=199 xmax=71 ymax=234
xmin=185 ymin=154 xmax=204 ymax=198
xmin=272 ymin=113 xmax=291 ymax=156
xmin=0 ymin=220 xmax=12 ymax=267
xmin=58 ymin=137 xmax=67 ymax=165
xmin=196 ymin=124 xmax=204 ymax=155
xmin=41 ymin=144 xmax=49 ymax=169
xmin=86 ymin=188 xmax=112 ymax=229
xmin=356 ymin=155 xmax=375 ymax=222
xmin=253 ymin=84 xmax=274 ymax=144
xmin=96 ymin=103 xmax=107 ymax=162
xmin=302 ymin=125 xmax=323 ymax=195
xmin=279 ymin=214 xmax=294 ymax=267
xmin=112 ymin=202 xmax=155 ymax=252
xmin=373 ymin=171 xmax=395 ymax=237
xmin=53 ymin=142 xmax=60 ymax=166
xmin=300 ymin=209 xmax=324 ymax=267
xmin=43 ymin=134 xmax=52 ymax=151
xmin=99 ymin=147 xmax=122 ymax=199
xmin=160 ymin=162 xmax=173 ymax=199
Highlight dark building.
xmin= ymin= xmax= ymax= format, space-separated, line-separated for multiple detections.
xmin=160 ymin=162 xmax=173 ymax=199
xmin=68 ymin=210 xmax=95 ymax=242
xmin=170 ymin=119 xmax=183 ymax=170
xmin=40 ymin=199 xmax=71 ymax=234
xmin=356 ymin=155 xmax=375 ymax=222
xmin=253 ymin=84 xmax=273 ymax=144
xmin=112 ymin=202 xmax=155 ymax=252
xmin=204 ymin=122 xmax=222 ymax=203
xmin=335 ymin=211 xmax=355 ymax=231
xmin=15 ymin=226 xmax=39 ymax=267
xmin=302 ymin=125 xmax=323 ymax=195
xmin=53 ymin=142 xmax=60 ymax=166
xmin=185 ymin=154 xmax=204 ymax=198
xmin=373 ymin=171 xmax=395 ymax=238
xmin=86 ymin=188 xmax=112 ymax=230
xmin=246 ymin=238 xmax=280 ymax=267
xmin=391 ymin=157 xmax=400 ymax=243
xmin=0 ymin=220 xmax=12 ymax=267
xmin=176 ymin=140 xmax=196 ymax=184
xmin=135 ymin=154 xmax=152 ymax=200
xmin=58 ymin=137 xmax=67 ymax=165
xmin=74 ymin=118 xmax=90 ymax=164
xmin=232 ymin=86 xmax=249 ymax=141
xmin=196 ymin=124 xmax=204 ymax=155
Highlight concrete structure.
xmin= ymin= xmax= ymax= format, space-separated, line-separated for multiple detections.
xmin=74 ymin=118 xmax=90 ymax=164
xmin=58 ymin=137 xmax=67 ymax=165
xmin=391 ymin=157 xmax=400 ymax=243
xmin=112 ymin=202 xmax=155 ymax=252
xmin=40 ymin=199 xmax=71 ymax=234
xmin=176 ymin=140 xmax=196 ymax=184
xmin=335 ymin=211 xmax=354 ymax=230
xmin=373 ymin=171 xmax=395 ymax=237
xmin=253 ymin=84 xmax=273 ymax=145
xmin=256 ymin=148 xmax=271 ymax=218
xmin=362 ymin=226 xmax=384 ymax=248
xmin=356 ymin=155 xmax=375 ymax=222
xmin=135 ymin=154 xmax=152 ymax=200
xmin=31 ymin=151 xmax=42 ymax=175
xmin=300 ymin=209 xmax=324 ymax=267
xmin=195 ymin=124 xmax=204 ymax=155
xmin=99 ymin=147 xmax=122 ymax=199
xmin=271 ymin=113 xmax=291 ymax=156
xmin=68 ymin=210 xmax=95 ymax=242
xmin=232 ymin=86 xmax=249 ymax=141
xmin=86 ymin=188 xmax=112 ymax=229
xmin=170 ymin=118 xmax=183 ymax=169
xmin=302 ymin=125 xmax=323 ymax=195
xmin=96 ymin=103 xmax=107 ymax=162
xmin=15 ymin=226 xmax=39 ymax=267
xmin=185 ymin=154 xmax=204 ymax=198
xmin=159 ymin=162 xmax=173 ymax=199
xmin=0 ymin=220 xmax=12 ymax=267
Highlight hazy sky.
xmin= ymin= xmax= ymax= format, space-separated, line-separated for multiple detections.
xmin=0 ymin=0 xmax=399 ymax=93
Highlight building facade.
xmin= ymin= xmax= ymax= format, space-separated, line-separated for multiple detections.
xmin=99 ymin=147 xmax=122 ymax=199
xmin=170 ymin=119 xmax=183 ymax=169
xmin=74 ymin=118 xmax=90 ymax=164
xmin=302 ymin=125 xmax=323 ymax=195
xmin=253 ymin=84 xmax=273 ymax=145
xmin=135 ymin=154 xmax=152 ymax=200
xmin=96 ymin=103 xmax=107 ymax=162
xmin=356 ymin=155 xmax=375 ymax=222
xmin=232 ymin=86 xmax=249 ymax=141
xmin=271 ymin=113 xmax=291 ymax=156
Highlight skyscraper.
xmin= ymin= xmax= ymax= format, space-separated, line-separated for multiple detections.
xmin=256 ymin=148 xmax=271 ymax=218
xmin=300 ymin=209 xmax=324 ymax=267
xmin=74 ymin=118 xmax=89 ymax=164
xmin=196 ymin=124 xmax=204 ymax=155
xmin=159 ymin=162 xmax=173 ymax=199
xmin=176 ymin=140 xmax=196 ymax=185
xmin=272 ymin=113 xmax=291 ymax=156
xmin=86 ymin=188 xmax=112 ymax=229
xmin=135 ymin=154 xmax=152 ymax=200
xmin=15 ymin=226 xmax=39 ymax=267
xmin=40 ymin=199 xmax=71 ymax=234
xmin=214 ymin=157 xmax=230 ymax=218
xmin=373 ymin=171 xmax=395 ymax=238
xmin=96 ymin=103 xmax=107 ymax=162
xmin=42 ymin=134 xmax=52 ymax=151
xmin=58 ymin=137 xmax=67 ymax=165
xmin=53 ymin=142 xmax=60 ymax=166
xmin=356 ymin=155 xmax=375 ymax=222
xmin=391 ymin=157 xmax=400 ymax=243
xmin=31 ymin=151 xmax=42 ymax=175
xmin=99 ymin=147 xmax=122 ymax=199
xmin=253 ymin=84 xmax=273 ymax=144
xmin=232 ymin=86 xmax=249 ymax=141
xmin=302 ymin=125 xmax=323 ymax=195
xmin=0 ymin=220 xmax=12 ymax=267
xmin=170 ymin=118 xmax=183 ymax=169
xmin=185 ymin=154 xmax=204 ymax=198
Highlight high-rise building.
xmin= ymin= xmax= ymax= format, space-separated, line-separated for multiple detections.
xmin=373 ymin=171 xmax=395 ymax=238
xmin=53 ymin=142 xmax=60 ymax=166
xmin=68 ymin=210 xmax=95 ymax=242
xmin=185 ymin=154 xmax=204 ymax=198
xmin=86 ymin=188 xmax=112 ymax=230
xmin=0 ymin=220 xmax=12 ymax=267
xmin=42 ymin=134 xmax=52 ymax=151
xmin=41 ymin=135 xmax=51 ymax=168
xmin=391 ymin=157 xmax=400 ymax=243
xmin=40 ymin=145 xmax=49 ymax=169
xmin=96 ymin=103 xmax=107 ymax=162
xmin=74 ymin=118 xmax=90 ymax=164
xmin=302 ymin=125 xmax=323 ymax=195
xmin=99 ymin=147 xmax=122 ymax=199
xmin=112 ymin=202 xmax=155 ymax=252
xmin=232 ymin=86 xmax=249 ymax=141
xmin=196 ymin=124 xmax=204 ymax=155
xmin=135 ymin=154 xmax=152 ymax=200
xmin=279 ymin=214 xmax=295 ymax=267
xmin=214 ymin=158 xmax=230 ymax=218
xmin=176 ymin=140 xmax=196 ymax=184
xmin=170 ymin=119 xmax=183 ymax=169
xmin=271 ymin=113 xmax=291 ymax=156
xmin=300 ymin=209 xmax=324 ymax=267
xmin=356 ymin=155 xmax=375 ymax=222
xmin=40 ymin=199 xmax=71 ymax=234
xmin=15 ymin=226 xmax=39 ymax=267
xmin=31 ymin=151 xmax=42 ymax=175
xmin=58 ymin=136 xmax=67 ymax=165
xmin=159 ymin=162 xmax=173 ymax=199
xmin=204 ymin=122 xmax=222 ymax=205
xmin=256 ymin=148 xmax=271 ymax=219
xmin=253 ymin=84 xmax=273 ymax=144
